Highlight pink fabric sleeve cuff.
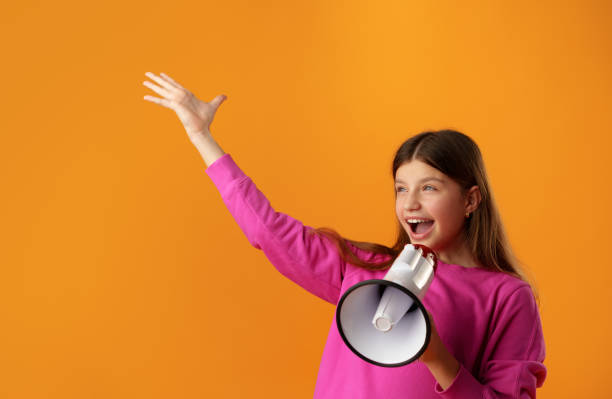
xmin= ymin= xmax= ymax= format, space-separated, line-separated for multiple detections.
xmin=204 ymin=153 xmax=246 ymax=196
xmin=434 ymin=363 xmax=484 ymax=397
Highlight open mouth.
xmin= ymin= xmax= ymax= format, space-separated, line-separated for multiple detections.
xmin=407 ymin=219 xmax=435 ymax=236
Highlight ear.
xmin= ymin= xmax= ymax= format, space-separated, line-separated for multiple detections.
xmin=464 ymin=185 xmax=482 ymax=214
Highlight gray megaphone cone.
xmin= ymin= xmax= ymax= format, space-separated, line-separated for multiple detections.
xmin=336 ymin=244 xmax=437 ymax=367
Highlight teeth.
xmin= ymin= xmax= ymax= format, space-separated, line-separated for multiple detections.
xmin=406 ymin=219 xmax=432 ymax=223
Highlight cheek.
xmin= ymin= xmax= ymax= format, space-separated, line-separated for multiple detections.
xmin=395 ymin=203 xmax=403 ymax=224
xmin=429 ymin=199 xmax=463 ymax=228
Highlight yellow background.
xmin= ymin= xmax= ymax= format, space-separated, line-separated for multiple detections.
xmin=2 ymin=0 xmax=610 ymax=397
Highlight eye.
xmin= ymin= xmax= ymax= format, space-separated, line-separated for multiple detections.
xmin=396 ymin=185 xmax=436 ymax=193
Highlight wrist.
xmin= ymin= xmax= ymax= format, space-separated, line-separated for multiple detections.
xmin=188 ymin=128 xmax=212 ymax=142
xmin=190 ymin=130 xmax=225 ymax=168
xmin=423 ymin=350 xmax=458 ymax=370
xmin=422 ymin=350 xmax=460 ymax=390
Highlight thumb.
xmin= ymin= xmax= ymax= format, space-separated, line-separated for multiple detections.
xmin=210 ymin=94 xmax=227 ymax=110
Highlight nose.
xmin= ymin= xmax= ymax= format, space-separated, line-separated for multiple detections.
xmin=403 ymin=190 xmax=421 ymax=211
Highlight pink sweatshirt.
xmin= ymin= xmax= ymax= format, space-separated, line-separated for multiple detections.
xmin=205 ymin=153 xmax=547 ymax=398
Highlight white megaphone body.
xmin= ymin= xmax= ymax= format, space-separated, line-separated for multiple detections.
xmin=336 ymin=243 xmax=437 ymax=367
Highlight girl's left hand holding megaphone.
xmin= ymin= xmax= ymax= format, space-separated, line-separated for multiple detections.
xmin=419 ymin=310 xmax=461 ymax=390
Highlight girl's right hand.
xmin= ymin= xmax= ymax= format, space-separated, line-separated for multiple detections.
xmin=143 ymin=72 xmax=227 ymax=142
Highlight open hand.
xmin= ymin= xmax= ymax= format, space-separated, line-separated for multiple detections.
xmin=143 ymin=72 xmax=227 ymax=142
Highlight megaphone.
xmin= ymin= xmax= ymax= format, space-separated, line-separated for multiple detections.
xmin=336 ymin=244 xmax=437 ymax=367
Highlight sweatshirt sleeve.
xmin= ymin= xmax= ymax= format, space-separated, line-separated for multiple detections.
xmin=434 ymin=285 xmax=547 ymax=398
xmin=205 ymin=153 xmax=347 ymax=305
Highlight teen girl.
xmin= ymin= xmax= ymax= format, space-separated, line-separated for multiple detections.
xmin=143 ymin=72 xmax=547 ymax=398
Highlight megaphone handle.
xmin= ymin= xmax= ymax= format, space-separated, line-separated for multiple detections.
xmin=412 ymin=244 xmax=438 ymax=271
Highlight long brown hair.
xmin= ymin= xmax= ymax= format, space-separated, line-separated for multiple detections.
xmin=307 ymin=130 xmax=539 ymax=301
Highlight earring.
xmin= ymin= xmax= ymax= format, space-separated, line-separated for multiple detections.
xmin=465 ymin=212 xmax=470 ymax=218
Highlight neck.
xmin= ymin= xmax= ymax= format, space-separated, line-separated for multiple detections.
xmin=435 ymin=234 xmax=481 ymax=268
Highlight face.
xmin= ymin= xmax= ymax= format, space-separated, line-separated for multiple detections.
xmin=394 ymin=160 xmax=475 ymax=254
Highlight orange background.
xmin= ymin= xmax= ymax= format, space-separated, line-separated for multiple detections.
xmin=2 ymin=0 xmax=610 ymax=397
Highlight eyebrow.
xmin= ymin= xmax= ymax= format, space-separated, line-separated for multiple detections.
xmin=394 ymin=177 xmax=445 ymax=184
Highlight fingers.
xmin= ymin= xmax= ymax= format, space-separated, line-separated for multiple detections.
xmin=160 ymin=72 xmax=186 ymax=90
xmin=143 ymin=95 xmax=173 ymax=109
xmin=145 ymin=72 xmax=181 ymax=93
xmin=142 ymin=79 xmax=174 ymax=99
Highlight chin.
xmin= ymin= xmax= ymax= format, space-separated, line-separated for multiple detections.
xmin=409 ymin=235 xmax=440 ymax=252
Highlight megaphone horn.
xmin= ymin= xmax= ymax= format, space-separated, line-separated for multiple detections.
xmin=336 ymin=244 xmax=437 ymax=367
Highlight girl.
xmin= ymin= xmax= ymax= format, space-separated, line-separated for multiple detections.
xmin=143 ymin=72 xmax=547 ymax=398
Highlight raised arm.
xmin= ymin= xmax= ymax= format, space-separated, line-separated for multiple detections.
xmin=143 ymin=72 xmax=348 ymax=303
xmin=205 ymin=153 xmax=347 ymax=303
